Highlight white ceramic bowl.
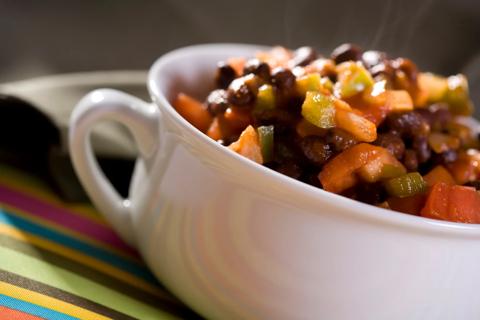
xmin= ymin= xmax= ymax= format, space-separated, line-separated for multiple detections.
xmin=69 ymin=44 xmax=480 ymax=320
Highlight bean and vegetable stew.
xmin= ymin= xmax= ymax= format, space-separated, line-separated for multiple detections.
xmin=173 ymin=44 xmax=480 ymax=223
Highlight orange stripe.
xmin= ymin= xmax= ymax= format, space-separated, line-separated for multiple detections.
xmin=0 ymin=306 xmax=44 ymax=320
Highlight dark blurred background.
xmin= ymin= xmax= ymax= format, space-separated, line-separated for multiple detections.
xmin=1 ymin=0 xmax=480 ymax=103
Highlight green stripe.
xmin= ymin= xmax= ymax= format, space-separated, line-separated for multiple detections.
xmin=0 ymin=246 xmax=180 ymax=320
xmin=0 ymin=234 xmax=195 ymax=317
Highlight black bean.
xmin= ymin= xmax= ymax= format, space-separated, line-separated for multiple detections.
xmin=271 ymin=67 xmax=295 ymax=91
xmin=432 ymin=149 xmax=458 ymax=165
xmin=369 ymin=62 xmax=395 ymax=78
xmin=416 ymin=104 xmax=452 ymax=131
xmin=276 ymin=161 xmax=302 ymax=179
xmin=403 ymin=149 xmax=418 ymax=171
xmin=206 ymin=89 xmax=230 ymax=115
xmin=353 ymin=182 xmax=387 ymax=205
xmin=412 ymin=136 xmax=431 ymax=163
xmin=386 ymin=111 xmax=430 ymax=138
xmin=326 ymin=128 xmax=357 ymax=152
xmin=291 ymin=46 xmax=317 ymax=67
xmin=215 ymin=61 xmax=236 ymax=89
xmin=331 ymin=43 xmax=362 ymax=64
xmin=227 ymin=77 xmax=256 ymax=106
xmin=243 ymin=58 xmax=271 ymax=81
xmin=300 ymin=136 xmax=333 ymax=166
xmin=362 ymin=50 xmax=387 ymax=69
xmin=374 ymin=133 xmax=405 ymax=160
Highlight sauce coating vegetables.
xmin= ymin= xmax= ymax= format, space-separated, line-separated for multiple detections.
xmin=173 ymin=44 xmax=480 ymax=224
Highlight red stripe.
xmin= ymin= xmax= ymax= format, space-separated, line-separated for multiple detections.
xmin=0 ymin=305 xmax=44 ymax=320
xmin=0 ymin=184 xmax=137 ymax=256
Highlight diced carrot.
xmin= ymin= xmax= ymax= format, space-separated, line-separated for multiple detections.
xmin=335 ymin=108 xmax=377 ymax=142
xmin=420 ymin=183 xmax=480 ymax=223
xmin=384 ymin=90 xmax=413 ymax=112
xmin=227 ymin=57 xmax=246 ymax=76
xmin=388 ymin=194 xmax=426 ymax=216
xmin=223 ymin=107 xmax=252 ymax=130
xmin=256 ymin=46 xmax=292 ymax=68
xmin=207 ymin=117 xmax=223 ymax=141
xmin=228 ymin=125 xmax=263 ymax=164
xmin=346 ymin=89 xmax=389 ymax=125
xmin=357 ymin=148 xmax=406 ymax=183
xmin=447 ymin=150 xmax=480 ymax=185
xmin=173 ymin=93 xmax=213 ymax=132
xmin=319 ymin=143 xmax=383 ymax=193
xmin=423 ymin=165 xmax=456 ymax=187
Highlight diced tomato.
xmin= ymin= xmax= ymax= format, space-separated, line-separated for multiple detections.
xmin=423 ymin=165 xmax=456 ymax=187
xmin=420 ymin=182 xmax=480 ymax=223
xmin=173 ymin=93 xmax=213 ymax=132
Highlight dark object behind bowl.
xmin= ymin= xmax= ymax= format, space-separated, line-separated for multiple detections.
xmin=0 ymin=95 xmax=134 ymax=202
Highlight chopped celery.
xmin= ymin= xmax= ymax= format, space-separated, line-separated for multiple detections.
xmin=380 ymin=164 xmax=407 ymax=179
xmin=335 ymin=61 xmax=374 ymax=98
xmin=384 ymin=172 xmax=426 ymax=198
xmin=444 ymin=74 xmax=474 ymax=116
xmin=301 ymin=91 xmax=336 ymax=129
xmin=257 ymin=125 xmax=274 ymax=163
xmin=255 ymin=84 xmax=275 ymax=111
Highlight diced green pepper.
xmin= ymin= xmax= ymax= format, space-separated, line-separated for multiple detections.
xmin=257 ymin=125 xmax=274 ymax=163
xmin=384 ymin=172 xmax=426 ymax=198
xmin=301 ymin=91 xmax=336 ymax=129
xmin=255 ymin=84 xmax=276 ymax=111
xmin=444 ymin=74 xmax=474 ymax=116
xmin=335 ymin=61 xmax=374 ymax=98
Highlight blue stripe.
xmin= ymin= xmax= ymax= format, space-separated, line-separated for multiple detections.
xmin=0 ymin=294 xmax=79 ymax=320
xmin=0 ymin=208 xmax=157 ymax=284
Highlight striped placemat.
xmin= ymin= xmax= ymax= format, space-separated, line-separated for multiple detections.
xmin=0 ymin=164 xmax=199 ymax=319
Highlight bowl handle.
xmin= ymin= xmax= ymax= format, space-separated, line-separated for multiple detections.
xmin=69 ymin=89 xmax=160 ymax=246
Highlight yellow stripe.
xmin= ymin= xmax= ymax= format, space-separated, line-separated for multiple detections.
xmin=0 ymin=281 xmax=111 ymax=320
xmin=0 ymin=174 xmax=106 ymax=225
xmin=1 ymin=203 xmax=142 ymax=264
xmin=0 ymin=224 xmax=163 ymax=297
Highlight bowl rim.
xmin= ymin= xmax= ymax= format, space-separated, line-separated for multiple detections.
xmin=148 ymin=43 xmax=480 ymax=238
